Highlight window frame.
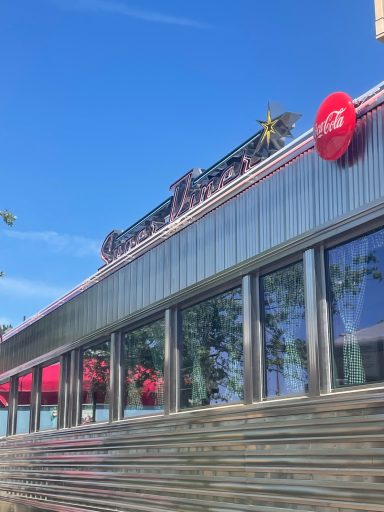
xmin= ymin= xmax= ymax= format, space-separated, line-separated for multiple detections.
xmin=259 ymin=259 xmax=309 ymax=401
xmin=177 ymin=284 xmax=244 ymax=412
xmin=78 ymin=337 xmax=112 ymax=426
xmin=324 ymin=224 xmax=384 ymax=391
xmin=120 ymin=316 xmax=166 ymax=420
xmin=36 ymin=359 xmax=62 ymax=433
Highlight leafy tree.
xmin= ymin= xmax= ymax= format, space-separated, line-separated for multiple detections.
xmin=180 ymin=288 xmax=243 ymax=408
xmin=0 ymin=324 xmax=12 ymax=342
xmin=262 ymin=262 xmax=307 ymax=396
xmin=1 ymin=209 xmax=16 ymax=278
xmin=81 ymin=341 xmax=111 ymax=423
xmin=123 ymin=320 xmax=165 ymax=409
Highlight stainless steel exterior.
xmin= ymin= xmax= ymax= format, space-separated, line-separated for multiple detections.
xmin=0 ymin=392 xmax=384 ymax=512
xmin=1 ymin=89 xmax=384 ymax=511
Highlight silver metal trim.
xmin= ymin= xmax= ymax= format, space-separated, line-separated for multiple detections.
xmin=242 ymin=274 xmax=255 ymax=404
xmin=304 ymin=249 xmax=320 ymax=397
xmin=316 ymin=245 xmax=332 ymax=395
xmin=253 ymin=272 xmax=263 ymax=402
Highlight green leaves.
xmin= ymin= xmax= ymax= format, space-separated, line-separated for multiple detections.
xmin=0 ymin=210 xmax=16 ymax=227
xmin=1 ymin=209 xmax=16 ymax=277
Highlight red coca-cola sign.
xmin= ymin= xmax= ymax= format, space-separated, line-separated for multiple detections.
xmin=314 ymin=92 xmax=356 ymax=161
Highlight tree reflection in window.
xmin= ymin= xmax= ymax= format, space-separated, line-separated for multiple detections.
xmin=328 ymin=228 xmax=384 ymax=387
xmin=262 ymin=262 xmax=308 ymax=397
xmin=180 ymin=288 xmax=243 ymax=409
xmin=81 ymin=340 xmax=111 ymax=424
xmin=123 ymin=319 xmax=165 ymax=417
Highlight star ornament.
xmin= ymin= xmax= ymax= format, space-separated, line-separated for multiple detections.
xmin=259 ymin=108 xmax=278 ymax=147
xmin=256 ymin=106 xmax=301 ymax=158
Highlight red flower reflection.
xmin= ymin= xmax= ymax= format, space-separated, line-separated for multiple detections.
xmin=126 ymin=365 xmax=164 ymax=406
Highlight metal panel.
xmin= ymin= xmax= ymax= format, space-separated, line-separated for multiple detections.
xmin=186 ymin=223 xmax=197 ymax=288
xmin=204 ymin=214 xmax=215 ymax=279
xmin=0 ymin=393 xmax=384 ymax=512
xmin=170 ymin=232 xmax=180 ymax=295
xmin=129 ymin=259 xmax=138 ymax=315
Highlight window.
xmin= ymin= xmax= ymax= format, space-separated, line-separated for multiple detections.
xmin=16 ymin=372 xmax=33 ymax=434
xmin=39 ymin=362 xmax=60 ymax=431
xmin=0 ymin=381 xmax=10 ymax=437
xmin=261 ymin=262 xmax=308 ymax=398
xmin=180 ymin=287 xmax=243 ymax=409
xmin=122 ymin=319 xmax=165 ymax=417
xmin=327 ymin=228 xmax=384 ymax=387
xmin=81 ymin=340 xmax=111 ymax=424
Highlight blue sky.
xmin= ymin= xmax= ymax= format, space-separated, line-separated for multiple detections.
xmin=0 ymin=0 xmax=382 ymax=328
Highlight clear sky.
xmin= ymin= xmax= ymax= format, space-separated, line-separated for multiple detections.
xmin=0 ymin=0 xmax=382 ymax=328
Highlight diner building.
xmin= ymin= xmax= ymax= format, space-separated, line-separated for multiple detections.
xmin=0 ymin=82 xmax=384 ymax=512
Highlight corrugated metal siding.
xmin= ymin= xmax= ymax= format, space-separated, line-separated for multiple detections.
xmin=0 ymin=393 xmax=383 ymax=512
xmin=1 ymin=105 xmax=384 ymax=374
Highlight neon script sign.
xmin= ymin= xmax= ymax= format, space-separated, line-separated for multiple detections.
xmin=101 ymin=109 xmax=301 ymax=264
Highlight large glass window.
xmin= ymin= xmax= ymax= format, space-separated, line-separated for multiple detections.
xmin=0 ymin=381 xmax=10 ymax=437
xmin=180 ymin=287 xmax=243 ymax=409
xmin=81 ymin=340 xmax=111 ymax=424
xmin=16 ymin=372 xmax=33 ymax=434
xmin=123 ymin=319 xmax=165 ymax=417
xmin=262 ymin=262 xmax=308 ymax=398
xmin=39 ymin=362 xmax=60 ymax=431
xmin=327 ymin=228 xmax=384 ymax=387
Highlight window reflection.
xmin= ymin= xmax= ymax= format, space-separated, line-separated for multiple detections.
xmin=123 ymin=319 xmax=165 ymax=417
xmin=39 ymin=362 xmax=60 ymax=431
xmin=81 ymin=340 xmax=110 ymax=424
xmin=0 ymin=381 xmax=9 ymax=437
xmin=16 ymin=373 xmax=33 ymax=434
xmin=262 ymin=262 xmax=308 ymax=398
xmin=328 ymin=228 xmax=384 ymax=387
xmin=180 ymin=287 xmax=243 ymax=409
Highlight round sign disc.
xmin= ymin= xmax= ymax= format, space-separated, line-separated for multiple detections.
xmin=314 ymin=92 xmax=356 ymax=161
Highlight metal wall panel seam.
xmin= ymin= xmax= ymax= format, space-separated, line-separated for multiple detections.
xmin=141 ymin=251 xmax=150 ymax=309
xmin=163 ymin=239 xmax=171 ymax=300
xmin=170 ymin=232 xmax=180 ymax=295
xmin=135 ymin=254 xmax=144 ymax=312
xmin=155 ymin=244 xmax=164 ymax=304
xmin=129 ymin=259 xmax=138 ymax=314
xmin=186 ymin=223 xmax=197 ymax=288
xmin=179 ymin=229 xmax=187 ymax=291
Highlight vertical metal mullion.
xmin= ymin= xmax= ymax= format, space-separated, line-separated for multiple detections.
xmin=304 ymin=248 xmax=321 ymax=397
xmin=69 ymin=349 xmax=80 ymax=427
xmin=59 ymin=354 xmax=70 ymax=430
xmin=118 ymin=332 xmax=124 ymax=421
xmin=8 ymin=376 xmax=17 ymax=436
xmin=31 ymin=366 xmax=40 ymax=433
xmin=242 ymin=275 xmax=255 ymax=405
xmin=316 ymin=245 xmax=332 ymax=394
xmin=253 ymin=272 xmax=263 ymax=403
xmin=165 ymin=308 xmax=177 ymax=414
xmin=110 ymin=332 xmax=122 ymax=422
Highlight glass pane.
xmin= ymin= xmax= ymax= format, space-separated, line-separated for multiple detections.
xmin=0 ymin=381 xmax=10 ymax=437
xmin=328 ymin=229 xmax=384 ymax=387
xmin=123 ymin=319 xmax=165 ymax=417
xmin=262 ymin=262 xmax=308 ymax=398
xmin=39 ymin=362 xmax=60 ymax=431
xmin=81 ymin=340 xmax=110 ymax=424
xmin=16 ymin=372 xmax=32 ymax=434
xmin=180 ymin=287 xmax=243 ymax=409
